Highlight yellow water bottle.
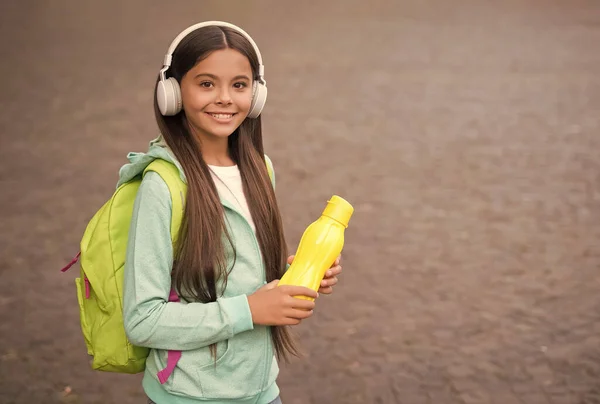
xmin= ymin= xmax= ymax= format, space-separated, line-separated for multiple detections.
xmin=278 ymin=195 xmax=354 ymax=301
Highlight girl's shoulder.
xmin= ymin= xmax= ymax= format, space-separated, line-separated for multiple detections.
xmin=137 ymin=170 xmax=173 ymax=211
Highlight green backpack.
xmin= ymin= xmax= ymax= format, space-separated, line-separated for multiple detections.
xmin=62 ymin=157 xmax=275 ymax=382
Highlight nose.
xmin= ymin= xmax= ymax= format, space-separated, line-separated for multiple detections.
xmin=215 ymin=86 xmax=232 ymax=105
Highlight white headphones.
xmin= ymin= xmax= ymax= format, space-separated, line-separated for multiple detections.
xmin=156 ymin=21 xmax=267 ymax=118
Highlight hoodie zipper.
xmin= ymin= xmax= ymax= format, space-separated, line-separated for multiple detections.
xmin=221 ymin=200 xmax=273 ymax=395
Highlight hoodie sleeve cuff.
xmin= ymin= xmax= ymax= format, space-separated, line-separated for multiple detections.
xmin=218 ymin=294 xmax=254 ymax=335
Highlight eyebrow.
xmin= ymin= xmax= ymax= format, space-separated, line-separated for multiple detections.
xmin=194 ymin=73 xmax=251 ymax=81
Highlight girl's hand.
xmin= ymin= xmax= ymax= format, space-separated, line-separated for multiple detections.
xmin=247 ymin=280 xmax=317 ymax=326
xmin=286 ymin=255 xmax=342 ymax=295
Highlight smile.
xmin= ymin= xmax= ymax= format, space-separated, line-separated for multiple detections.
xmin=206 ymin=112 xmax=236 ymax=122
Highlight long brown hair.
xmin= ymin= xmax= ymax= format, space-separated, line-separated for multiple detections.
xmin=153 ymin=25 xmax=298 ymax=361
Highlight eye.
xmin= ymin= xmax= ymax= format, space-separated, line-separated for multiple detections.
xmin=199 ymin=81 xmax=213 ymax=88
xmin=233 ymin=82 xmax=248 ymax=89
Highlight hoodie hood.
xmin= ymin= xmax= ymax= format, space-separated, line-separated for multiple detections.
xmin=117 ymin=135 xmax=187 ymax=188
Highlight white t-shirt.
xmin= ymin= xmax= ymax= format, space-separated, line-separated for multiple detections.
xmin=208 ymin=165 xmax=256 ymax=232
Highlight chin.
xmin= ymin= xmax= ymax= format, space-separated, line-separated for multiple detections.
xmin=211 ymin=129 xmax=237 ymax=138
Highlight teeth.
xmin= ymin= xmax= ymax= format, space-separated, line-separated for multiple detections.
xmin=210 ymin=113 xmax=233 ymax=119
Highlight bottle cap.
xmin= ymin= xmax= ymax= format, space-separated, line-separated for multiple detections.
xmin=322 ymin=195 xmax=354 ymax=228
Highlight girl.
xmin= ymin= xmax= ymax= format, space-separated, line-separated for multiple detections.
xmin=121 ymin=21 xmax=343 ymax=404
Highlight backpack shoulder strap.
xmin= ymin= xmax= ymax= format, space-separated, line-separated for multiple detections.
xmin=264 ymin=154 xmax=275 ymax=189
xmin=143 ymin=160 xmax=187 ymax=245
xmin=142 ymin=159 xmax=187 ymax=384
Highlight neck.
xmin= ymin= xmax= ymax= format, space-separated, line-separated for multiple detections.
xmin=193 ymin=133 xmax=235 ymax=167
xmin=203 ymin=143 xmax=234 ymax=166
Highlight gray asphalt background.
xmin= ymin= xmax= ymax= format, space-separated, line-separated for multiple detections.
xmin=1 ymin=1 xmax=599 ymax=403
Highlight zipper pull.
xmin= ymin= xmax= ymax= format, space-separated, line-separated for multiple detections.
xmin=60 ymin=252 xmax=81 ymax=272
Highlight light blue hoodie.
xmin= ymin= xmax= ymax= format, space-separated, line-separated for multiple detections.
xmin=121 ymin=137 xmax=280 ymax=404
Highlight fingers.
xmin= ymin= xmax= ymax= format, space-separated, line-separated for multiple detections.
xmin=319 ymin=269 xmax=340 ymax=294
xmin=287 ymin=255 xmax=295 ymax=265
xmin=279 ymin=285 xmax=319 ymax=300
xmin=288 ymin=297 xmax=316 ymax=311
xmin=286 ymin=307 xmax=314 ymax=320
xmin=321 ymin=275 xmax=338 ymax=288
xmin=318 ymin=286 xmax=333 ymax=295
xmin=324 ymin=265 xmax=342 ymax=279
xmin=280 ymin=291 xmax=317 ymax=326
xmin=281 ymin=306 xmax=317 ymax=325
xmin=283 ymin=317 xmax=303 ymax=326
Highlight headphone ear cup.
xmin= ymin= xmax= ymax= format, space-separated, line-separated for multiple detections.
xmin=247 ymin=81 xmax=267 ymax=119
xmin=156 ymin=77 xmax=182 ymax=116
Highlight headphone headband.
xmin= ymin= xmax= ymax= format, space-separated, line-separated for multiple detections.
xmin=159 ymin=21 xmax=265 ymax=82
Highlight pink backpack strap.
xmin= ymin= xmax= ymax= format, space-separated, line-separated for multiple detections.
xmin=157 ymin=288 xmax=182 ymax=384
xmin=157 ymin=350 xmax=182 ymax=384
xmin=60 ymin=252 xmax=81 ymax=272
